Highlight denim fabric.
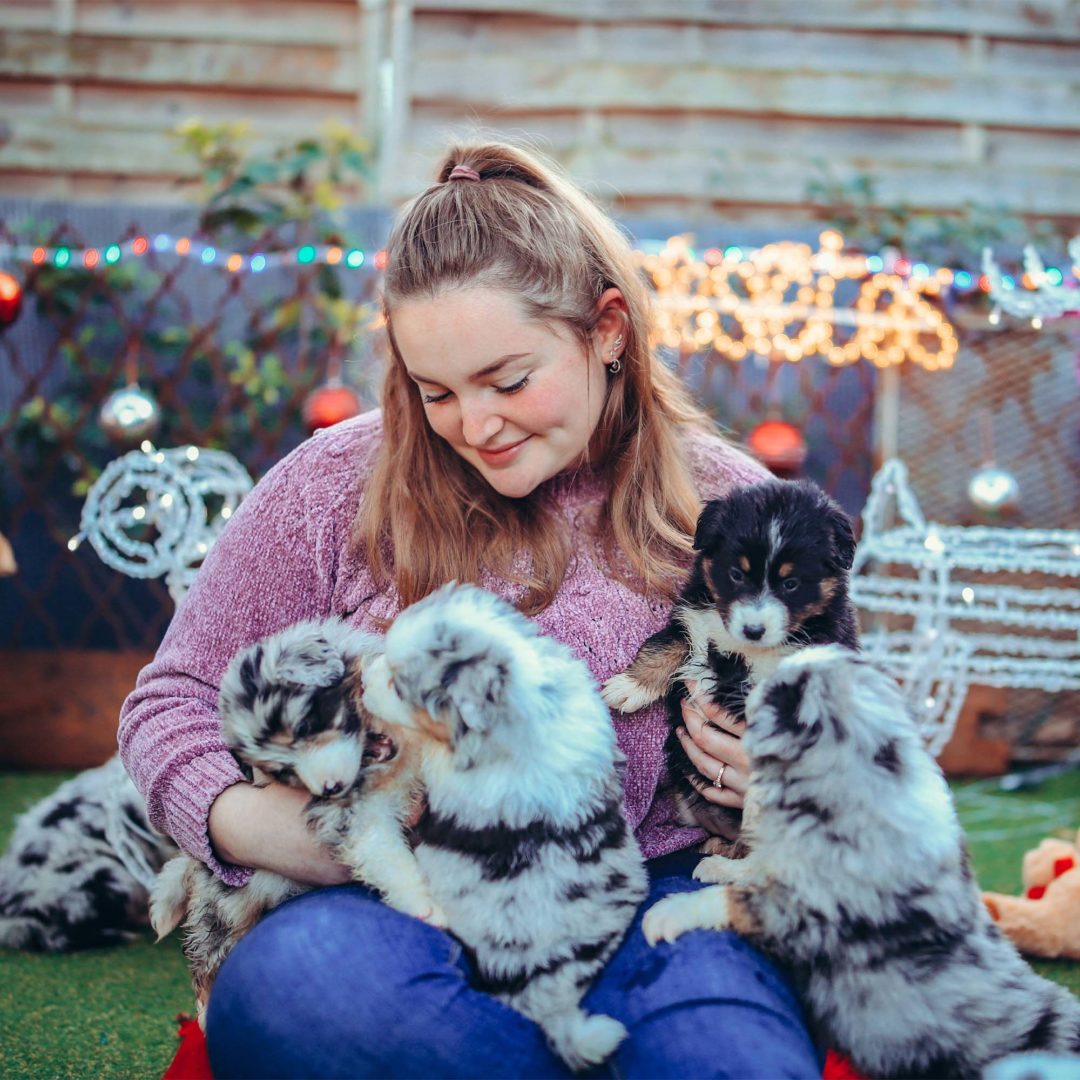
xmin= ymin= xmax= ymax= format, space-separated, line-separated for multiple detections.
xmin=206 ymin=850 xmax=822 ymax=1079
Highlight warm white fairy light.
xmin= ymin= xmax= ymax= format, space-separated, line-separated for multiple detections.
xmin=851 ymin=459 xmax=1080 ymax=754
xmin=71 ymin=445 xmax=252 ymax=604
xmin=640 ymin=231 xmax=959 ymax=370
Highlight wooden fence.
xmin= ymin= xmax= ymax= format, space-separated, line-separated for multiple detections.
xmin=1 ymin=0 xmax=1078 ymax=226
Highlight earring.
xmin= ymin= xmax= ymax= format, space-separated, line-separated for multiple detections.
xmin=608 ymin=336 xmax=624 ymax=375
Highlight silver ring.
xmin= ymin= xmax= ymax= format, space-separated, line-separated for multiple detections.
xmin=713 ymin=764 xmax=725 ymax=790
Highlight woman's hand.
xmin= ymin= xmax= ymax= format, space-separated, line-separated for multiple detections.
xmin=208 ymin=781 xmax=352 ymax=886
xmin=675 ymin=680 xmax=750 ymax=809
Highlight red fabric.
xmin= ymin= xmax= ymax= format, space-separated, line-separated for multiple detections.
xmin=1027 ymin=883 xmax=1048 ymax=900
xmin=158 ymin=1013 xmax=861 ymax=1080
xmin=162 ymin=1018 xmax=212 ymax=1080
xmin=823 ymin=1048 xmax=867 ymax=1079
xmin=1052 ymin=856 xmax=1076 ymax=878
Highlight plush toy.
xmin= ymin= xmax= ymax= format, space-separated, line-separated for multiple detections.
xmin=983 ymin=828 xmax=1080 ymax=961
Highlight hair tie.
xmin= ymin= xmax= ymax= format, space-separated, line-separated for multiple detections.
xmin=448 ymin=164 xmax=481 ymax=182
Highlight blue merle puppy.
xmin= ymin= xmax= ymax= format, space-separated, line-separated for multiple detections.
xmin=643 ymin=646 xmax=1080 ymax=1079
xmin=603 ymin=479 xmax=858 ymax=850
xmin=151 ymin=618 xmax=434 ymax=1026
xmin=361 ymin=583 xmax=647 ymax=1073
xmin=0 ymin=755 xmax=175 ymax=951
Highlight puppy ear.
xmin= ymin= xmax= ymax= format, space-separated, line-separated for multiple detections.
xmin=694 ymin=496 xmax=733 ymax=551
xmin=825 ymin=502 xmax=857 ymax=571
xmin=271 ymin=627 xmax=347 ymax=688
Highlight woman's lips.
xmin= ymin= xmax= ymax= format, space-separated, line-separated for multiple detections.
xmin=477 ymin=436 xmax=531 ymax=465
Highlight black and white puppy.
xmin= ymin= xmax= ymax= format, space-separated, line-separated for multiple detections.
xmin=361 ymin=583 xmax=647 ymax=1073
xmin=643 ymin=647 xmax=1080 ymax=1079
xmin=151 ymin=618 xmax=434 ymax=1026
xmin=603 ymin=479 xmax=858 ymax=846
xmin=0 ymin=755 xmax=176 ymax=951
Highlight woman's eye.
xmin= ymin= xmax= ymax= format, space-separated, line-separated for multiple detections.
xmin=422 ymin=389 xmax=451 ymax=405
xmin=729 ymin=568 xmax=744 ymax=584
xmin=783 ymin=577 xmax=800 ymax=592
xmin=495 ymin=375 xmax=530 ymax=395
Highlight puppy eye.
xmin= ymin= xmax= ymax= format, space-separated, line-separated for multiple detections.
xmin=783 ymin=578 xmax=800 ymax=592
xmin=729 ymin=568 xmax=744 ymax=584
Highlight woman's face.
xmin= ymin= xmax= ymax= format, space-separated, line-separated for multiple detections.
xmin=390 ymin=287 xmax=616 ymax=499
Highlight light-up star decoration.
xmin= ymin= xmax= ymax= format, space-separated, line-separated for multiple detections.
xmin=70 ymin=445 xmax=253 ymax=605
xmin=640 ymin=230 xmax=959 ymax=371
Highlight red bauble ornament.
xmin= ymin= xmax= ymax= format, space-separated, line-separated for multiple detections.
xmin=0 ymin=271 xmax=24 ymax=328
xmin=746 ymin=418 xmax=807 ymax=477
xmin=302 ymin=380 xmax=362 ymax=433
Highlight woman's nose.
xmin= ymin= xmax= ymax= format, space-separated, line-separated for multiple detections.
xmin=460 ymin=398 xmax=503 ymax=446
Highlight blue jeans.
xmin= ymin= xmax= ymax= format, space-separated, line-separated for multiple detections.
xmin=206 ymin=851 xmax=822 ymax=1079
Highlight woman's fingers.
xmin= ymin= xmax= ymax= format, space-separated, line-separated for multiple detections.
xmin=684 ymin=680 xmax=747 ymax=738
xmin=674 ymin=726 xmax=745 ymax=808
xmin=680 ymin=698 xmax=750 ymax=775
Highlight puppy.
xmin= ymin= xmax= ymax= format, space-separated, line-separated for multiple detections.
xmin=150 ymin=618 xmax=435 ymax=1026
xmin=643 ymin=647 xmax=1080 ymax=1079
xmin=0 ymin=755 xmax=176 ymax=951
xmin=603 ymin=479 xmax=858 ymax=847
xmin=361 ymin=583 xmax=648 ymax=1073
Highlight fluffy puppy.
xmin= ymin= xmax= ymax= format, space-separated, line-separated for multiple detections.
xmin=604 ymin=479 xmax=858 ymax=847
xmin=0 ymin=755 xmax=176 ymax=951
xmin=361 ymin=583 xmax=647 ymax=1073
xmin=150 ymin=618 xmax=434 ymax=1026
xmin=643 ymin=646 xmax=1080 ymax=1079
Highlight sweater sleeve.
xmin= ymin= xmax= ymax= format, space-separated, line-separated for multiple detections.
xmin=118 ymin=413 xmax=381 ymax=885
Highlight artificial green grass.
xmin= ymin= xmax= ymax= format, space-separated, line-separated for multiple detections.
xmin=2 ymin=768 xmax=1078 ymax=1077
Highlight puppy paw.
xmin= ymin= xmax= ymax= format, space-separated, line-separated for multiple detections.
xmin=551 ymin=1012 xmax=626 ymax=1071
xmin=642 ymin=889 xmax=726 ymax=945
xmin=601 ymin=673 xmax=658 ymax=714
xmin=692 ymin=855 xmax=737 ymax=885
xmin=420 ymin=903 xmax=449 ymax=930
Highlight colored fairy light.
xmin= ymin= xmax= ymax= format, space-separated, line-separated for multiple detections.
xmin=83 ymin=249 xmax=99 ymax=269
xmin=912 ymin=263 xmax=930 ymax=279
xmin=346 ymin=249 xmax=365 ymax=268
xmin=326 ymin=246 xmax=343 ymax=265
xmin=226 ymin=254 xmax=243 ymax=272
xmin=201 ymin=247 xmax=216 ymax=264
xmin=1045 ymin=267 xmax=1064 ymax=286
xmin=250 ymin=254 xmax=267 ymax=272
xmin=865 ymin=255 xmax=884 ymax=273
xmin=153 ymin=234 xmax=170 ymax=252
xmin=132 ymin=236 xmax=149 ymax=256
xmin=53 ymin=247 xmax=71 ymax=267
xmin=32 ymin=247 xmax=46 ymax=265
xmin=104 ymin=244 xmax=121 ymax=264
xmin=953 ymin=270 xmax=973 ymax=289
xmin=297 ymin=245 xmax=316 ymax=264
xmin=723 ymin=245 xmax=744 ymax=261
xmin=176 ymin=238 xmax=191 ymax=255
xmin=1001 ymin=275 xmax=1015 ymax=290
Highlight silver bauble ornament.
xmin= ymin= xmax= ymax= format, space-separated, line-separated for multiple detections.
xmin=99 ymin=383 xmax=162 ymax=444
xmin=967 ymin=464 xmax=1020 ymax=514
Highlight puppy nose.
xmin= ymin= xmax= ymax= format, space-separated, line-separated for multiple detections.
xmin=743 ymin=624 xmax=765 ymax=641
xmin=321 ymin=780 xmax=344 ymax=797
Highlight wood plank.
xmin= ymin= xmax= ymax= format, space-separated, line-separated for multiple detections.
xmin=408 ymin=56 xmax=1080 ymax=130
xmin=415 ymin=0 xmax=1080 ymax=41
xmin=0 ymin=650 xmax=154 ymax=770
xmin=74 ymin=83 xmax=358 ymax=133
xmin=73 ymin=0 xmax=358 ymax=47
xmin=0 ymin=30 xmax=362 ymax=92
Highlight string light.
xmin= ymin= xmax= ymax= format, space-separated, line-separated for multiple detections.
xmin=0 ymin=236 xmax=383 ymax=274
xmin=982 ymin=235 xmax=1080 ymax=323
xmin=641 ymin=231 xmax=959 ymax=370
xmin=851 ymin=459 xmax=1080 ymax=755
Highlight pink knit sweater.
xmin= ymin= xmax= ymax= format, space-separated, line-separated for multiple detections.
xmin=118 ymin=410 xmax=767 ymax=885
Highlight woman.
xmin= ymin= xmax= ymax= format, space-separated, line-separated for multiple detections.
xmin=120 ymin=141 xmax=820 ymax=1078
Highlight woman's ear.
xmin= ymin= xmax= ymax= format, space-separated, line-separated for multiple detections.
xmin=592 ymin=287 xmax=629 ymax=359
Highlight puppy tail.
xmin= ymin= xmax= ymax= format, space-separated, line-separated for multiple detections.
xmin=148 ymin=855 xmax=192 ymax=942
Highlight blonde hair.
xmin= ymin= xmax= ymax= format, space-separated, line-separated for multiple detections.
xmin=356 ymin=139 xmax=716 ymax=614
